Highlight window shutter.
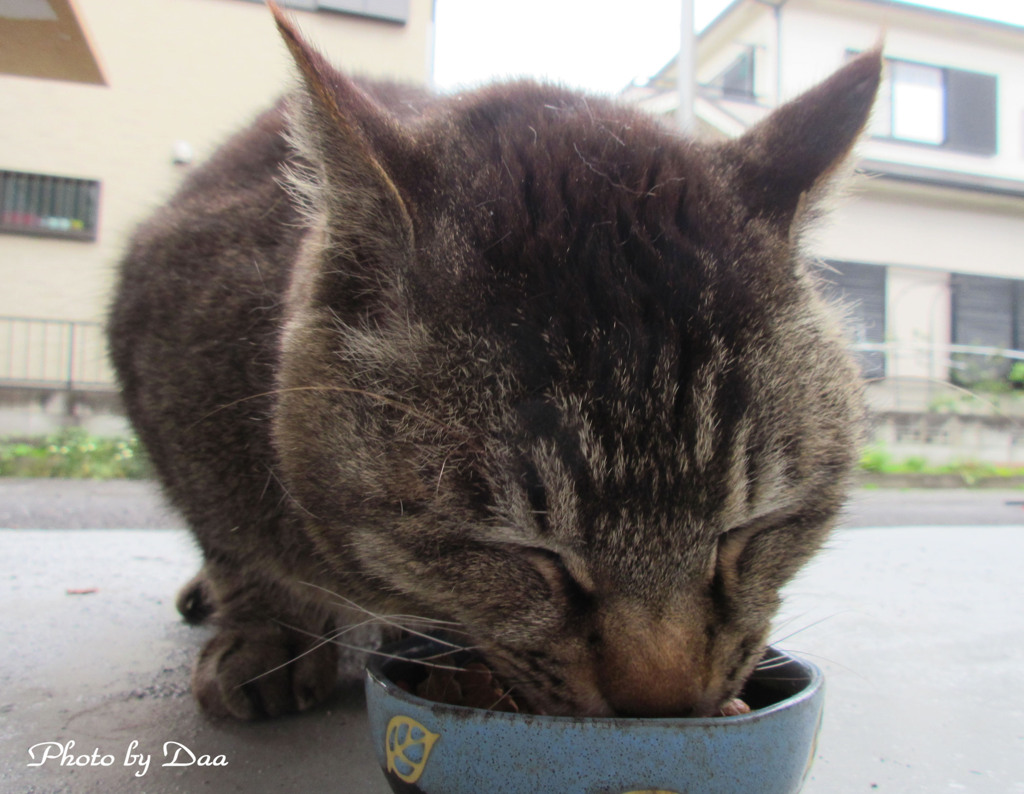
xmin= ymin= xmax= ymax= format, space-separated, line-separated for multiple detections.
xmin=1014 ymin=281 xmax=1024 ymax=352
xmin=952 ymin=274 xmax=1012 ymax=348
xmin=819 ymin=262 xmax=886 ymax=379
xmin=951 ymin=274 xmax=1013 ymax=385
xmin=944 ymin=69 xmax=997 ymax=155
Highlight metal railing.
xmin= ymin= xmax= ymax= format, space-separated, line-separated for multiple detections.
xmin=0 ymin=316 xmax=115 ymax=391
xmin=2 ymin=318 xmax=1023 ymax=401
xmin=851 ymin=340 xmax=1024 ymax=366
xmin=851 ymin=341 xmax=1024 ymax=415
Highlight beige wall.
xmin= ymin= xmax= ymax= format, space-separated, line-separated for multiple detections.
xmin=884 ymin=265 xmax=951 ymax=382
xmin=0 ymin=0 xmax=434 ymax=329
xmin=816 ymin=180 xmax=1024 ymax=279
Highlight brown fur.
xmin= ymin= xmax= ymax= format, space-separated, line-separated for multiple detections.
xmin=107 ymin=7 xmax=880 ymax=720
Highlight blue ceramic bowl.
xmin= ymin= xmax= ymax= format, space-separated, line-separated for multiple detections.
xmin=364 ymin=639 xmax=824 ymax=794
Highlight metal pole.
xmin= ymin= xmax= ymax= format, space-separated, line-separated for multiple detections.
xmin=677 ymin=0 xmax=696 ymax=130
xmin=66 ymin=321 xmax=75 ymax=413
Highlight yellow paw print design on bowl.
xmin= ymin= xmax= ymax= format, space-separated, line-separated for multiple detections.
xmin=386 ymin=715 xmax=440 ymax=784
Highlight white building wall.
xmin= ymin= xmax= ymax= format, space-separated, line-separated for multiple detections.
xmin=648 ymin=0 xmax=1024 ymax=456
xmin=0 ymin=0 xmax=434 ymax=326
xmin=816 ymin=184 xmax=1024 ymax=279
xmin=777 ymin=2 xmax=1024 ymax=181
xmin=884 ymin=266 xmax=951 ymax=381
xmin=767 ymin=1 xmax=1024 ymax=399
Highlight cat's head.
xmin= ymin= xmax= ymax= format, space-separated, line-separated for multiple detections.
xmin=270 ymin=5 xmax=878 ymax=717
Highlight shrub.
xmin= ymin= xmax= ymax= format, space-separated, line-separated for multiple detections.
xmin=0 ymin=428 xmax=151 ymax=479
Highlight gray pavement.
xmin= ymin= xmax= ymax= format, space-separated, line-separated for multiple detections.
xmin=0 ymin=478 xmax=182 ymax=529
xmin=7 ymin=477 xmax=1024 ymax=530
xmin=1 ymin=481 xmax=1023 ymax=792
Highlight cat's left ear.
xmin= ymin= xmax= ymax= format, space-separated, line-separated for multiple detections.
xmin=270 ymin=3 xmax=415 ymax=285
xmin=720 ymin=48 xmax=882 ymax=228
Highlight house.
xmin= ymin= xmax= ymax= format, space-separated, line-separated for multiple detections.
xmin=0 ymin=0 xmax=434 ymax=434
xmin=625 ymin=0 xmax=1024 ymax=462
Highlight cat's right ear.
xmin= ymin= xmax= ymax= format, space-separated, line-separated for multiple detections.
xmin=269 ymin=3 xmax=414 ymax=288
xmin=719 ymin=48 xmax=882 ymax=229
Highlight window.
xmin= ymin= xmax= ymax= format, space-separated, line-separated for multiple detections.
xmin=874 ymin=60 xmax=944 ymax=144
xmin=870 ymin=57 xmax=997 ymax=155
xmin=818 ymin=261 xmax=886 ymax=380
xmin=709 ymin=48 xmax=755 ymax=101
xmin=241 ymin=0 xmax=409 ymax=24
xmin=0 ymin=170 xmax=100 ymax=241
xmin=950 ymin=274 xmax=1024 ymax=386
xmin=319 ymin=0 xmax=409 ymax=23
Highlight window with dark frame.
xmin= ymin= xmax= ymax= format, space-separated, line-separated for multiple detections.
xmin=0 ymin=169 xmax=100 ymax=241
xmin=950 ymin=274 xmax=1024 ymax=387
xmin=868 ymin=55 xmax=997 ymax=156
xmin=817 ymin=261 xmax=887 ymax=381
xmin=721 ymin=49 xmax=754 ymax=99
xmin=707 ymin=48 xmax=755 ymax=101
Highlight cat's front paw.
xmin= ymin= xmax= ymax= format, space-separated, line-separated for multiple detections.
xmin=192 ymin=624 xmax=339 ymax=719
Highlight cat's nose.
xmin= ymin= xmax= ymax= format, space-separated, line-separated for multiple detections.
xmin=597 ymin=649 xmax=709 ymax=717
xmin=593 ymin=606 xmax=712 ymax=718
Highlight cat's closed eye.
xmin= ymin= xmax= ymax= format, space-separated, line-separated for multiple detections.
xmin=710 ymin=520 xmax=776 ymax=601
xmin=522 ymin=546 xmax=593 ymax=608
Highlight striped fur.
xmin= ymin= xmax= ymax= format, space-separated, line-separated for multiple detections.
xmin=108 ymin=7 xmax=879 ymax=719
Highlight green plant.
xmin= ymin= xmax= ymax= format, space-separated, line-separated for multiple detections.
xmin=0 ymin=428 xmax=151 ymax=479
xmin=858 ymin=446 xmax=892 ymax=473
xmin=857 ymin=448 xmax=1024 ymax=483
xmin=902 ymin=456 xmax=928 ymax=473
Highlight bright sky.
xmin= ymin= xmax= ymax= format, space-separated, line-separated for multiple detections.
xmin=432 ymin=0 xmax=1024 ymax=95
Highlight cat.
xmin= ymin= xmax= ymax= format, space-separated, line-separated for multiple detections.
xmin=107 ymin=4 xmax=879 ymax=721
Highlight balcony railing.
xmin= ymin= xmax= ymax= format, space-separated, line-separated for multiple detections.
xmin=1 ymin=318 xmax=1022 ymax=403
xmin=0 ymin=316 xmax=114 ymax=391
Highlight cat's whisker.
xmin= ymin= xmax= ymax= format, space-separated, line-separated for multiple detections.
xmin=768 ymin=610 xmax=811 ymax=638
xmin=384 ymin=613 xmax=463 ymax=627
xmin=295 ymin=581 xmax=473 ymax=649
xmin=264 ymin=465 xmax=320 ymax=520
xmin=237 ymin=621 xmax=360 ymax=689
xmin=330 ymin=641 xmax=473 ymax=672
xmin=770 ymin=647 xmax=868 ymax=681
xmin=754 ymin=655 xmax=798 ymax=671
xmin=483 ymin=683 xmax=526 ymax=712
xmin=768 ymin=610 xmax=853 ymax=646
xmin=262 ymin=618 xmax=480 ymax=678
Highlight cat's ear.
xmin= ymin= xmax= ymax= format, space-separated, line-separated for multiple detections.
xmin=270 ymin=3 xmax=414 ymax=280
xmin=720 ymin=48 xmax=882 ymax=228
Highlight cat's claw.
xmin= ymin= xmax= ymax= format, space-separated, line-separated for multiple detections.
xmin=175 ymin=569 xmax=216 ymax=625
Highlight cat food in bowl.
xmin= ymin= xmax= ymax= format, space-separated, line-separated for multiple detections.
xmin=364 ymin=639 xmax=824 ymax=794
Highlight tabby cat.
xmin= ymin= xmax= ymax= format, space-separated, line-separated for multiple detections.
xmin=108 ymin=6 xmax=879 ymax=720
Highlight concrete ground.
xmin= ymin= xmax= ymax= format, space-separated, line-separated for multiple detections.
xmin=1 ymin=483 xmax=1023 ymax=793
